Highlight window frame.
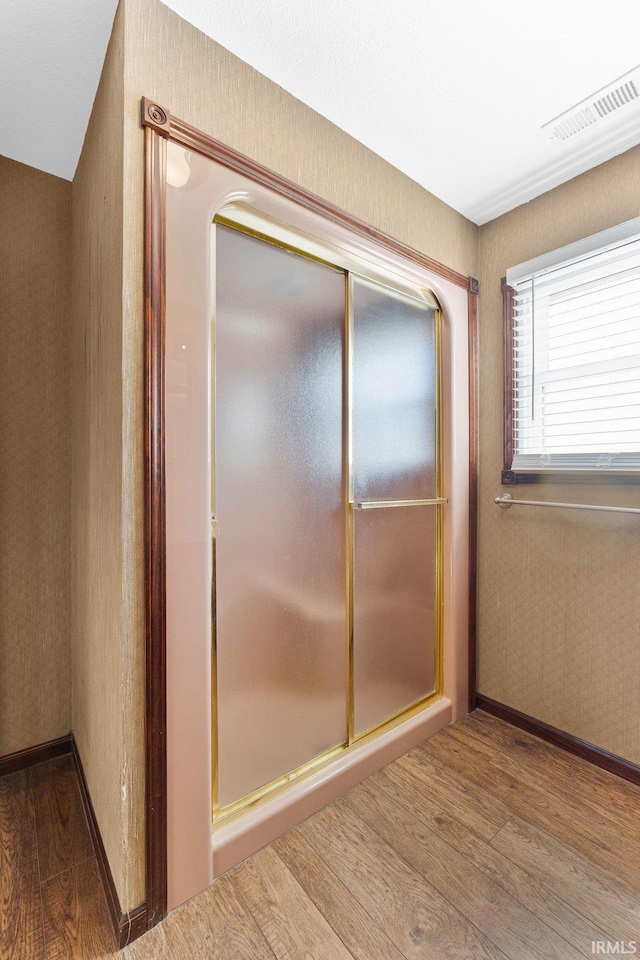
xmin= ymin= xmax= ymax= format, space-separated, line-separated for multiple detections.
xmin=501 ymin=276 xmax=640 ymax=486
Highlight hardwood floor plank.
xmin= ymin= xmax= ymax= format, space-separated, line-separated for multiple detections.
xmin=230 ymin=845 xmax=355 ymax=960
xmin=275 ymin=826 xmax=407 ymax=960
xmin=469 ymin=711 xmax=640 ymax=801
xmin=122 ymin=922 xmax=175 ymax=960
xmin=492 ymin=816 xmax=640 ymax=944
xmin=444 ymin=719 xmax=500 ymax=758
xmin=391 ymin=743 xmax=513 ymax=838
xmin=343 ymin=775 xmax=587 ymax=960
xmin=421 ymin=728 xmax=640 ymax=890
xmin=163 ymin=872 xmax=277 ymax=960
xmin=491 ymin=749 xmax=640 ymax=848
xmin=29 ymin=757 xmax=93 ymax=882
xmin=41 ymin=857 xmax=117 ymax=959
xmin=464 ymin=712 xmax=640 ymax=842
xmin=378 ymin=764 xmax=614 ymax=956
xmin=0 ymin=771 xmax=45 ymax=960
xmin=300 ymin=799 xmax=510 ymax=960
xmin=468 ymin=711 xmax=640 ymax=808
xmin=444 ymin=723 xmax=640 ymax=887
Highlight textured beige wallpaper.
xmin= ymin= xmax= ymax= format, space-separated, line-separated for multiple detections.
xmin=477 ymin=145 xmax=640 ymax=764
xmin=0 ymin=157 xmax=72 ymax=756
xmin=71 ymin=3 xmax=145 ymax=914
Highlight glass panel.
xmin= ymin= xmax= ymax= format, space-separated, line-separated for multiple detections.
xmin=353 ymin=506 xmax=437 ymax=736
xmin=352 ymin=276 xmax=439 ymax=735
xmin=215 ymin=224 xmax=346 ymax=809
xmin=352 ymin=278 xmax=437 ymax=502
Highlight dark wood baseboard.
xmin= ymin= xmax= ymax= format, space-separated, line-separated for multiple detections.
xmin=475 ymin=694 xmax=640 ymax=788
xmin=71 ymin=737 xmax=148 ymax=948
xmin=1 ymin=733 xmax=147 ymax=946
xmin=0 ymin=734 xmax=72 ymax=778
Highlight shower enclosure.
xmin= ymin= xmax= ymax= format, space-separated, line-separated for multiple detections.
xmin=148 ymin=118 xmax=473 ymax=911
xmin=213 ymin=218 xmax=443 ymax=819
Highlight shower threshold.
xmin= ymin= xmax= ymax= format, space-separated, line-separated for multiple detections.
xmin=211 ymin=695 xmax=451 ymax=876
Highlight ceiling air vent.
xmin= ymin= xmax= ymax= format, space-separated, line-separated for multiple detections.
xmin=542 ymin=66 xmax=640 ymax=143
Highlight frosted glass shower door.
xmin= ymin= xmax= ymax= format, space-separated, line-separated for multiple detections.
xmin=214 ymin=224 xmax=347 ymax=811
xmin=352 ymin=278 xmax=440 ymax=736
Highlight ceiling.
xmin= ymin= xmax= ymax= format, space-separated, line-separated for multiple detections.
xmin=2 ymin=0 xmax=640 ymax=224
xmin=0 ymin=0 xmax=118 ymax=183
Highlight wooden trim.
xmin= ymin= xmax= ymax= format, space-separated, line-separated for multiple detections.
xmin=141 ymin=97 xmax=171 ymax=138
xmin=501 ymin=469 xmax=518 ymax=485
xmin=141 ymin=97 xmax=470 ymax=291
xmin=0 ymin=734 xmax=72 ymax=779
xmin=501 ymin=277 xmax=515 ymax=483
xmin=467 ymin=282 xmax=479 ymax=710
xmin=476 ymin=695 xmax=640 ymax=787
xmin=144 ymin=123 xmax=168 ymax=929
xmin=71 ymin=737 xmax=148 ymax=948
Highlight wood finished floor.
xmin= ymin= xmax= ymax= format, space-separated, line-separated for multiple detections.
xmin=2 ymin=711 xmax=639 ymax=959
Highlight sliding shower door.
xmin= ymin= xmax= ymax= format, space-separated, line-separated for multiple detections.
xmin=213 ymin=218 xmax=441 ymax=818
xmin=214 ymin=224 xmax=347 ymax=812
xmin=351 ymin=278 xmax=441 ymax=737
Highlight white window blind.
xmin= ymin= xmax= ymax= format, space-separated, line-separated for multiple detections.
xmin=509 ymin=229 xmax=640 ymax=472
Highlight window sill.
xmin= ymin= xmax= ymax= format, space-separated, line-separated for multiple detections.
xmin=502 ymin=469 xmax=640 ymax=486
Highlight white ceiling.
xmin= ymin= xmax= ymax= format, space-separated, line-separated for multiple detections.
xmin=2 ymin=0 xmax=640 ymax=224
xmin=0 ymin=0 xmax=118 ymax=182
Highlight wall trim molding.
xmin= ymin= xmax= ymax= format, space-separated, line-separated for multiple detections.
xmin=467 ymin=285 xmax=479 ymax=711
xmin=71 ymin=737 xmax=148 ymax=948
xmin=467 ymin=113 xmax=640 ymax=225
xmin=475 ymin=695 xmax=640 ymax=787
xmin=141 ymin=97 xmax=471 ymax=291
xmin=0 ymin=734 xmax=73 ymax=778
xmin=144 ymin=119 xmax=168 ymax=927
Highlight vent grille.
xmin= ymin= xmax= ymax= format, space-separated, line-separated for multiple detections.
xmin=593 ymin=79 xmax=638 ymax=116
xmin=543 ymin=67 xmax=640 ymax=143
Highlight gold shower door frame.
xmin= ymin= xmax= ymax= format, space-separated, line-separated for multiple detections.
xmin=211 ymin=208 xmax=444 ymax=824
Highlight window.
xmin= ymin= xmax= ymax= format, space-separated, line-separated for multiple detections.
xmin=503 ymin=217 xmax=640 ymax=483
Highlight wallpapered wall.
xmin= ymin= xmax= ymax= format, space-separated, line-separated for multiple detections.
xmin=69 ymin=0 xmax=478 ymax=913
xmin=477 ymin=145 xmax=640 ymax=764
xmin=0 ymin=157 xmax=72 ymax=756
xmin=70 ymin=3 xmax=146 ymax=915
